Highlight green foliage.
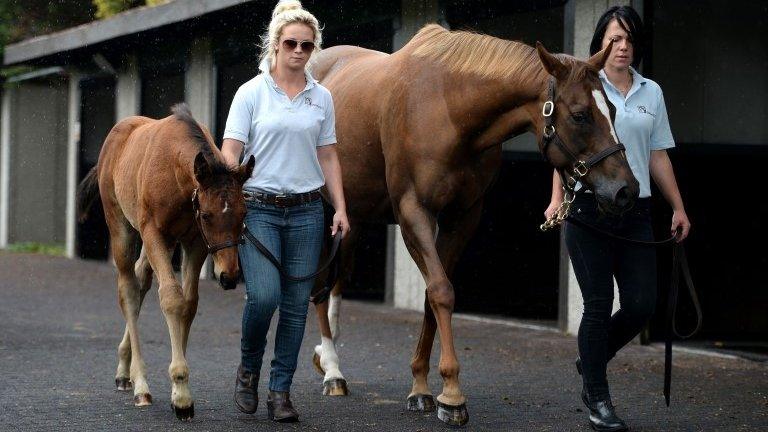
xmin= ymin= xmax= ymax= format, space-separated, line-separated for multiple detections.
xmin=4 ymin=242 xmax=65 ymax=256
xmin=93 ymin=0 xmax=166 ymax=19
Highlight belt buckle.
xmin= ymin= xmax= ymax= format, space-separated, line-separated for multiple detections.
xmin=243 ymin=191 xmax=254 ymax=202
xmin=274 ymin=194 xmax=290 ymax=208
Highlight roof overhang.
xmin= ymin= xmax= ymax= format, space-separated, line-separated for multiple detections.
xmin=3 ymin=0 xmax=256 ymax=66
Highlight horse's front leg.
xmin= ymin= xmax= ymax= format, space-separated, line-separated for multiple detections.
xmin=142 ymin=227 xmax=195 ymax=421
xmin=395 ymin=194 xmax=469 ymax=427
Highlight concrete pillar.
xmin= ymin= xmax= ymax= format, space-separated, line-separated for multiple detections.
xmin=0 ymin=87 xmax=12 ymax=249
xmin=559 ymin=0 xmax=636 ymax=335
xmin=386 ymin=0 xmax=446 ymax=311
xmin=116 ymin=54 xmax=140 ymax=121
xmin=185 ymin=37 xmax=216 ymax=279
xmin=65 ymin=72 xmax=82 ymax=258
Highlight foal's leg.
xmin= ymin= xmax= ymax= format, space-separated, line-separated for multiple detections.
xmin=179 ymin=238 xmax=206 ymax=354
xmin=115 ymin=246 xmax=154 ymax=391
xmin=395 ymin=194 xmax=469 ymax=426
xmin=141 ymin=227 xmax=195 ymax=420
xmin=313 ymin=231 xmax=358 ymax=396
xmin=109 ymin=224 xmax=153 ymax=406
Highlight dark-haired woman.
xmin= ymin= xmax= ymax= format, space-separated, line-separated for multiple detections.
xmin=544 ymin=6 xmax=690 ymax=431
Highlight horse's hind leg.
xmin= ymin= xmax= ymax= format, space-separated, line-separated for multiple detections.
xmin=313 ymin=230 xmax=358 ymax=396
xmin=109 ymin=223 xmax=153 ymax=406
xmin=142 ymin=226 xmax=195 ymax=420
xmin=115 ymin=246 xmax=154 ymax=391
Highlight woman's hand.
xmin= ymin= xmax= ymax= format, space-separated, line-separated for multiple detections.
xmin=331 ymin=210 xmax=350 ymax=238
xmin=544 ymin=199 xmax=562 ymax=220
xmin=671 ymin=209 xmax=690 ymax=242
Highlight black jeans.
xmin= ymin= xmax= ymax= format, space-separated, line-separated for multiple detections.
xmin=564 ymin=194 xmax=657 ymax=401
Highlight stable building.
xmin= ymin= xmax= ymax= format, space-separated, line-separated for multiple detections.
xmin=1 ymin=0 xmax=765 ymax=354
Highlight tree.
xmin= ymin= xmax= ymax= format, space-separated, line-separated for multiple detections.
xmin=93 ymin=0 xmax=168 ymax=19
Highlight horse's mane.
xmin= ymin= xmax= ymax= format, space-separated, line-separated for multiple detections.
xmin=410 ymin=24 xmax=586 ymax=84
xmin=171 ymin=103 xmax=230 ymax=177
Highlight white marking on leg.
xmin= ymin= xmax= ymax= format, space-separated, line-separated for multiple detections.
xmin=592 ymin=90 xmax=619 ymax=143
xmin=319 ymin=336 xmax=344 ymax=382
xmin=328 ymin=293 xmax=341 ymax=341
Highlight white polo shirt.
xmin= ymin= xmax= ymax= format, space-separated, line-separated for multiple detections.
xmin=223 ymin=60 xmax=336 ymax=194
xmin=599 ymin=67 xmax=675 ymax=198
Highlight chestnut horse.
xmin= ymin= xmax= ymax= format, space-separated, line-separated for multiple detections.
xmin=77 ymin=104 xmax=254 ymax=420
xmin=309 ymin=25 xmax=638 ymax=426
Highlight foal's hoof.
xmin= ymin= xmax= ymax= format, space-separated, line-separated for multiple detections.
xmin=172 ymin=403 xmax=195 ymax=421
xmin=406 ymin=394 xmax=436 ymax=412
xmin=115 ymin=377 xmax=132 ymax=391
xmin=437 ymin=401 xmax=469 ymax=427
xmin=133 ymin=393 xmax=153 ymax=406
xmin=312 ymin=352 xmax=325 ymax=376
xmin=322 ymin=378 xmax=349 ymax=396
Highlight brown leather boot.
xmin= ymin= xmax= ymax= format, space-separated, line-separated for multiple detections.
xmin=234 ymin=365 xmax=257 ymax=414
xmin=266 ymin=390 xmax=299 ymax=422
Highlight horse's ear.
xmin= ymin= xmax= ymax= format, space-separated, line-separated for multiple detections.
xmin=587 ymin=39 xmax=614 ymax=70
xmin=536 ymin=41 xmax=569 ymax=81
xmin=235 ymin=155 xmax=255 ymax=185
xmin=194 ymin=151 xmax=212 ymax=184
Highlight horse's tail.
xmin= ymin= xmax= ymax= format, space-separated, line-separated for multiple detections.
xmin=76 ymin=166 xmax=100 ymax=222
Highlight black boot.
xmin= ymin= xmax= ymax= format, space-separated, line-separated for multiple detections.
xmin=267 ymin=390 xmax=299 ymax=422
xmin=582 ymin=395 xmax=628 ymax=432
xmin=234 ymin=365 xmax=258 ymax=414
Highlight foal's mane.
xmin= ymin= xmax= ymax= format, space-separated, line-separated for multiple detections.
xmin=411 ymin=24 xmax=586 ymax=85
xmin=171 ymin=103 xmax=230 ymax=177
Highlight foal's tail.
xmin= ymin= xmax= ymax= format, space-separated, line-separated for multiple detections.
xmin=76 ymin=166 xmax=100 ymax=222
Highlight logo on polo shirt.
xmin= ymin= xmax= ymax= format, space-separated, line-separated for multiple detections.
xmin=304 ymin=97 xmax=323 ymax=110
xmin=637 ymin=105 xmax=656 ymax=117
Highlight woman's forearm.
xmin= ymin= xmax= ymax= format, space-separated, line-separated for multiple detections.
xmin=221 ymin=138 xmax=244 ymax=169
xmin=649 ymin=150 xmax=684 ymax=211
xmin=317 ymin=145 xmax=346 ymax=212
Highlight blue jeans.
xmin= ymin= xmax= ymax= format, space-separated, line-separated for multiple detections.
xmin=239 ymin=196 xmax=324 ymax=392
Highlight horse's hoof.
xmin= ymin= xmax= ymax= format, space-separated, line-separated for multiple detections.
xmin=437 ymin=400 xmax=469 ymax=427
xmin=406 ymin=394 xmax=436 ymax=412
xmin=312 ymin=352 xmax=325 ymax=376
xmin=172 ymin=403 xmax=195 ymax=421
xmin=322 ymin=378 xmax=349 ymax=396
xmin=115 ymin=377 xmax=132 ymax=391
xmin=133 ymin=393 xmax=153 ymax=407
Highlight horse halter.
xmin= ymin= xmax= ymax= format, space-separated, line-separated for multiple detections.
xmin=539 ymin=77 xmax=626 ymax=231
xmin=191 ymin=188 xmax=244 ymax=253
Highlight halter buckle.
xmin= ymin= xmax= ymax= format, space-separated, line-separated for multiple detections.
xmin=542 ymin=101 xmax=554 ymax=117
xmin=574 ymin=161 xmax=588 ymax=177
xmin=543 ymin=124 xmax=555 ymax=139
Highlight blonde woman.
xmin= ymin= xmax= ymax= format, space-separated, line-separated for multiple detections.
xmin=221 ymin=0 xmax=348 ymax=422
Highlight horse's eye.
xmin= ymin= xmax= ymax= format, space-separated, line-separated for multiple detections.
xmin=572 ymin=111 xmax=589 ymax=123
xmin=201 ymin=212 xmax=212 ymax=222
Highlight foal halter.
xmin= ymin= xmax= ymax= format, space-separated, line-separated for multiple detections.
xmin=191 ymin=188 xmax=244 ymax=253
xmin=539 ymin=77 xmax=626 ymax=231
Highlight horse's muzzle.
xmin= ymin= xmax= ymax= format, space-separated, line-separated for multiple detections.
xmin=219 ymin=271 xmax=240 ymax=290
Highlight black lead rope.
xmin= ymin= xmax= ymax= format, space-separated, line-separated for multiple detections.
xmin=241 ymin=226 xmax=342 ymax=304
xmin=566 ymin=217 xmax=703 ymax=407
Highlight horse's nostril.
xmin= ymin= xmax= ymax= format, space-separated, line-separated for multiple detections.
xmin=614 ymin=186 xmax=632 ymax=209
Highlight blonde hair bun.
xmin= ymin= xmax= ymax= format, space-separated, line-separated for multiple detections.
xmin=272 ymin=0 xmax=303 ymax=18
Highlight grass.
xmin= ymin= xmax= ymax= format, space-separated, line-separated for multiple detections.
xmin=3 ymin=242 xmax=65 ymax=256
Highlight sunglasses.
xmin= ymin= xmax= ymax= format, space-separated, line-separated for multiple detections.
xmin=281 ymin=38 xmax=315 ymax=53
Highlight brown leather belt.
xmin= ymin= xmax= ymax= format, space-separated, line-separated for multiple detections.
xmin=243 ymin=190 xmax=321 ymax=208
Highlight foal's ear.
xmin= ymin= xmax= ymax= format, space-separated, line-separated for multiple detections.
xmin=194 ymin=152 xmax=212 ymax=184
xmin=536 ymin=41 xmax=569 ymax=81
xmin=588 ymin=39 xmax=614 ymax=70
xmin=235 ymin=155 xmax=255 ymax=185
